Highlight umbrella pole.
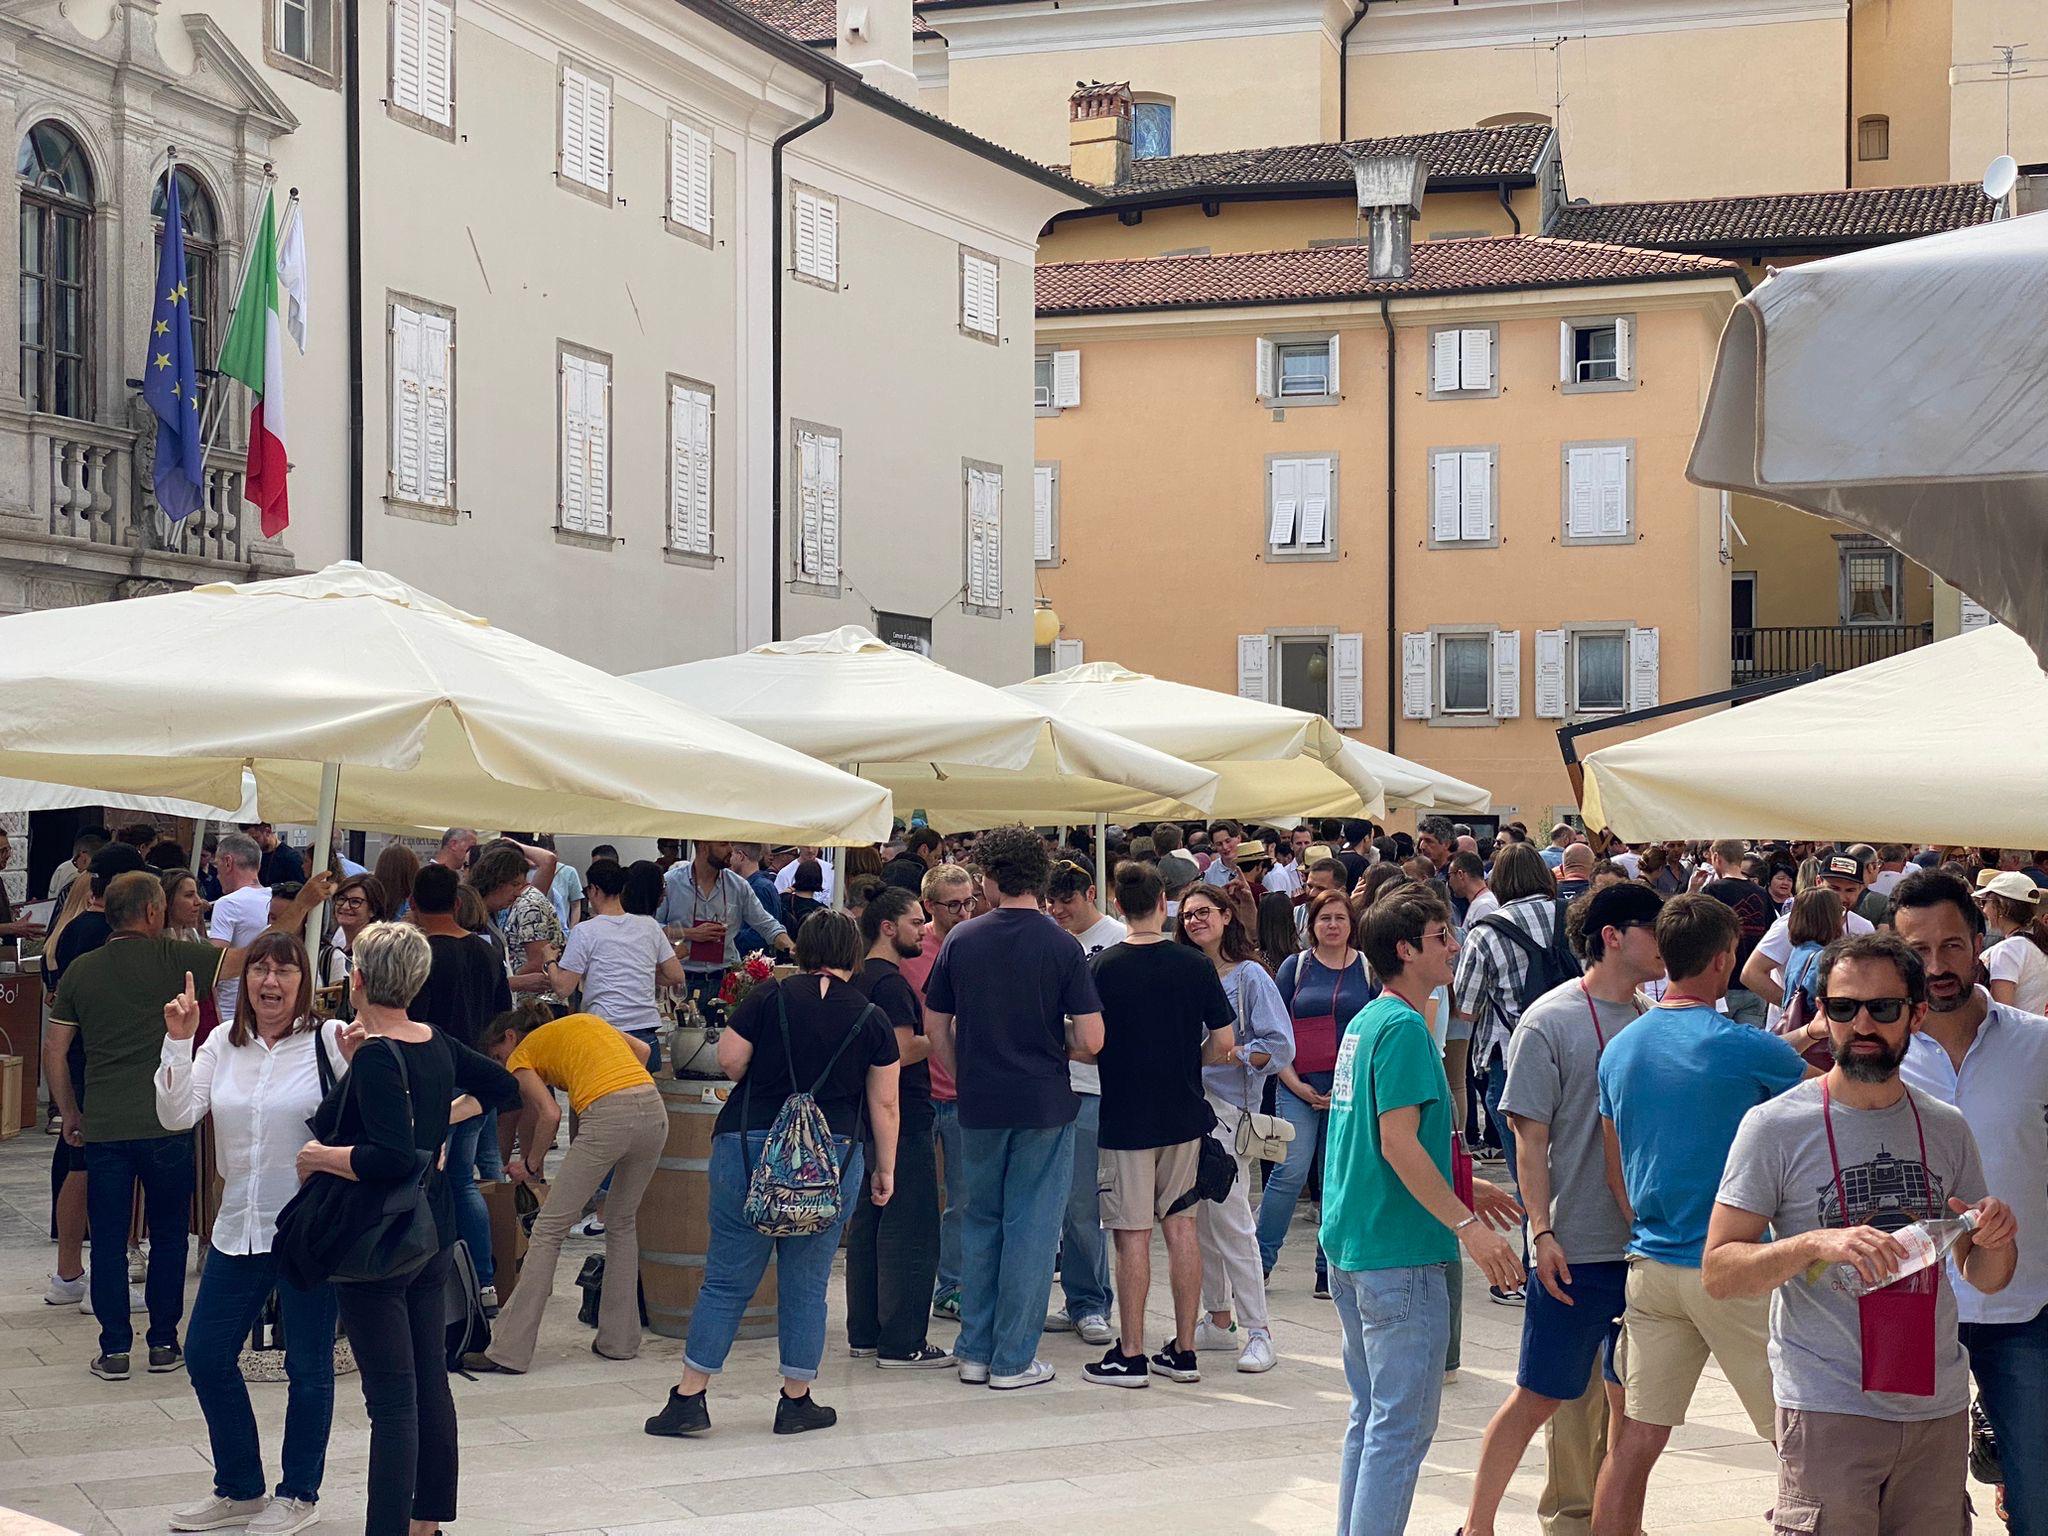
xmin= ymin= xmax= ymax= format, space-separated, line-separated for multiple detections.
xmin=189 ymin=820 xmax=206 ymax=875
xmin=1094 ymin=814 xmax=1111 ymax=915
xmin=304 ymin=761 xmax=340 ymax=956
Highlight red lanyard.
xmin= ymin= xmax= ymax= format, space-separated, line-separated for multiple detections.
xmin=1580 ymin=980 xmax=1609 ymax=1052
xmin=1820 ymin=1079 xmax=1932 ymax=1223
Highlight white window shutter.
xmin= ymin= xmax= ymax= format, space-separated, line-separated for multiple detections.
xmin=1053 ymin=349 xmax=1081 ymax=409
xmin=1051 ymin=637 xmax=1084 ymax=670
xmin=796 ymin=430 xmax=821 ymax=576
xmin=1629 ymin=626 xmax=1660 ymax=709
xmin=581 ymin=358 xmax=610 ymax=534
xmin=688 ymin=125 xmax=714 ymax=234
xmin=391 ymin=304 xmax=424 ymax=500
xmin=1401 ymin=632 xmax=1433 ymax=719
xmin=670 ymin=383 xmax=713 ymax=555
xmin=818 ymin=435 xmax=841 ymax=582
xmin=586 ymin=76 xmax=612 ymax=188
xmin=1032 ymin=464 xmax=1056 ymax=563
xmin=1534 ymin=629 xmax=1567 ymax=718
xmin=1256 ymin=338 xmax=1275 ymax=400
xmin=1599 ymin=445 xmax=1630 ymax=536
xmin=1566 ymin=447 xmax=1600 ymax=538
xmin=967 ymin=467 xmax=1001 ymax=607
xmin=1559 ymin=320 xmax=1573 ymax=384
xmin=1431 ymin=452 xmax=1462 ymax=543
xmin=392 ymin=0 xmax=424 ymax=116
xmin=669 ymin=123 xmax=691 ymax=226
xmin=421 ymin=1 xmax=454 ymax=125
xmin=1300 ymin=457 xmax=1331 ymax=547
xmin=1460 ymin=327 xmax=1491 ymax=391
xmin=420 ymin=312 xmax=451 ymax=505
xmin=793 ymin=191 xmax=818 ymax=277
xmin=979 ymin=258 xmax=1000 ymax=336
xmin=1334 ymin=633 xmax=1364 ymax=729
xmin=560 ymin=357 xmax=586 ymax=532
xmin=688 ymin=390 xmax=713 ymax=554
xmin=1492 ymin=629 xmax=1521 ymax=718
xmin=1614 ymin=317 xmax=1632 ymax=380
xmin=815 ymin=196 xmax=839 ymax=285
xmin=1431 ymin=330 xmax=1460 ymax=393
xmin=1460 ymin=450 xmax=1492 ymax=542
xmin=1326 ymin=334 xmax=1340 ymax=395
xmin=1236 ymin=634 xmax=1269 ymax=701
xmin=1267 ymin=458 xmax=1301 ymax=547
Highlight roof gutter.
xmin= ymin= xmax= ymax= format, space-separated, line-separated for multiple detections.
xmin=1338 ymin=1 xmax=1369 ymax=141
xmin=1047 ymin=171 xmax=1537 ymax=226
xmin=770 ymin=83 xmax=836 ymax=643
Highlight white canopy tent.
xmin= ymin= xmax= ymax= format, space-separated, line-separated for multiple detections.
xmin=1689 ymin=208 xmax=2048 ymax=665
xmin=1581 ymin=624 xmax=2046 ymax=844
xmin=626 ymin=627 xmax=1220 ymax=832
xmin=0 ymin=566 xmax=894 ymax=902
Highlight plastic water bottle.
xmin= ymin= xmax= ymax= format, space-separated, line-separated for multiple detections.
xmin=1804 ymin=1209 xmax=1979 ymax=1296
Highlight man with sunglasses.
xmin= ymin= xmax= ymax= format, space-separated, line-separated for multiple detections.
xmin=902 ymin=863 xmax=978 ymax=1322
xmin=1893 ymin=870 xmax=2048 ymax=1535
xmin=1705 ymin=930 xmax=2015 ymax=1534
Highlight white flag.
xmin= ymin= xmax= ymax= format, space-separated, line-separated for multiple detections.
xmin=278 ymin=200 xmax=309 ymax=355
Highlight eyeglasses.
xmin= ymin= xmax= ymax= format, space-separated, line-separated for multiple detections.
xmin=1418 ymin=927 xmax=1454 ymax=945
xmin=1181 ymin=907 xmax=1221 ymax=924
xmin=1819 ymin=996 xmax=1911 ymax=1025
xmin=335 ymin=895 xmax=370 ymax=909
xmin=248 ymin=962 xmax=303 ymax=980
xmin=931 ymin=898 xmax=974 ymax=914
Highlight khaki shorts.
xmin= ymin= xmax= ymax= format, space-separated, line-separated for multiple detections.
xmin=1098 ymin=1139 xmax=1202 ymax=1230
xmin=1615 ymin=1256 xmax=1776 ymax=1439
xmin=1773 ymin=1406 xmax=1968 ymax=1536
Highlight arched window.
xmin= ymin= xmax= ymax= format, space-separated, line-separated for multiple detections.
xmin=152 ymin=167 xmax=220 ymax=393
xmin=1131 ymin=96 xmax=1174 ymax=160
xmin=18 ymin=121 xmax=92 ymax=418
xmin=1858 ymin=115 xmax=1890 ymax=162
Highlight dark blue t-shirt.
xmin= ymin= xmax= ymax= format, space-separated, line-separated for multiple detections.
xmin=923 ymin=906 xmax=1103 ymax=1131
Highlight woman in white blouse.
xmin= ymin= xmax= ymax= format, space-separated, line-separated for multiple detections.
xmin=157 ymin=930 xmax=349 ymax=1536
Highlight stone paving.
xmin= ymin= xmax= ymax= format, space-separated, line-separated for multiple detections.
xmin=0 ymin=1129 xmax=1987 ymax=1534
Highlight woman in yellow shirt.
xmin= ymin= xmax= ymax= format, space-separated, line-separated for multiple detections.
xmin=465 ymin=1006 xmax=666 ymax=1371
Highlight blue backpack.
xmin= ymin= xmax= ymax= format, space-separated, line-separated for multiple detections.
xmin=741 ymin=987 xmax=878 ymax=1237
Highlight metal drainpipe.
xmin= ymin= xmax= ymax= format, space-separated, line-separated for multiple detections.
xmin=344 ymin=0 xmax=365 ymax=562
xmin=769 ymin=83 xmax=836 ymax=643
xmin=1497 ymin=181 xmax=1521 ymax=233
xmin=1338 ymin=2 xmax=1369 ymax=141
xmin=1380 ymin=296 xmax=1398 ymax=748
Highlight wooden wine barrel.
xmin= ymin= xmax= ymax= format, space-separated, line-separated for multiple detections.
xmin=640 ymin=1077 xmax=775 ymax=1340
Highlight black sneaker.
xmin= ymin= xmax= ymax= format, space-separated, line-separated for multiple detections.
xmin=1149 ymin=1340 xmax=1200 ymax=1383
xmin=89 ymin=1352 xmax=130 ymax=1381
xmin=1489 ymin=1284 xmax=1526 ymax=1307
xmin=644 ymin=1388 xmax=711 ymax=1438
xmin=1313 ymin=1274 xmax=1332 ymax=1300
xmin=1082 ymin=1344 xmax=1150 ymax=1389
xmin=148 ymin=1344 xmax=184 ymax=1374
xmin=773 ymin=1390 xmax=837 ymax=1435
xmin=876 ymin=1344 xmax=955 ymax=1370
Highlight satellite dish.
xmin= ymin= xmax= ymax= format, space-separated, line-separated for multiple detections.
xmin=1985 ymin=153 xmax=2019 ymax=202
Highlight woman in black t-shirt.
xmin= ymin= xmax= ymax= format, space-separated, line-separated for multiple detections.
xmin=646 ymin=910 xmax=899 ymax=1440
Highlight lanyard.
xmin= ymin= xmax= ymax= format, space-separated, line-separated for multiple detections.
xmin=1579 ymin=980 xmax=1610 ymax=1052
xmin=1820 ymin=1079 xmax=1932 ymax=1224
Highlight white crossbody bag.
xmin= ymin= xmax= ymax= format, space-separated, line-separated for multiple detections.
xmin=1228 ymin=964 xmax=1296 ymax=1163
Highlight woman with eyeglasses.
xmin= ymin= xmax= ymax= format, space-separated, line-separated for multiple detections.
xmin=157 ymin=932 xmax=348 ymax=1536
xmin=1174 ymin=884 xmax=1294 ymax=1374
xmin=1258 ymin=887 xmax=1375 ymax=1298
xmin=321 ymin=874 xmax=389 ymax=1006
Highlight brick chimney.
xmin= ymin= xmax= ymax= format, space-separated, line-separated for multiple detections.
xmin=1068 ymin=81 xmax=1133 ymax=188
xmin=1344 ymin=152 xmax=1428 ymax=280
xmin=837 ymin=0 xmax=916 ymax=101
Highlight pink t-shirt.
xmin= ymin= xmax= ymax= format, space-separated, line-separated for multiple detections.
xmin=898 ymin=925 xmax=954 ymax=1101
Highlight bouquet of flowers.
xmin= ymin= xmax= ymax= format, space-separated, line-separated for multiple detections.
xmin=718 ymin=951 xmax=776 ymax=1011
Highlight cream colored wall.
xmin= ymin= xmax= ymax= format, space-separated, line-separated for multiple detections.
xmin=946 ymin=30 xmax=1333 ymax=168
xmin=1849 ymin=0 xmax=1952 ymax=187
xmin=1346 ymin=19 xmax=1846 ymax=201
xmin=1735 ymin=496 xmax=1933 ymax=630
xmin=1038 ymin=186 xmax=1527 ymax=262
xmin=1035 ymin=282 xmax=1735 ymax=823
xmin=1948 ymin=0 xmax=2048 ymax=179
xmin=357 ymin=18 xmax=742 ymax=676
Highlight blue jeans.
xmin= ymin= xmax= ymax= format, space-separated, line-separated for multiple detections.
xmin=1963 ymin=1303 xmax=2048 ymax=1536
xmin=957 ymin=1122 xmax=1073 ymax=1376
xmin=1483 ymin=1053 xmax=1519 ymax=1186
xmin=1058 ymin=1095 xmax=1112 ymax=1322
xmin=444 ymin=1117 xmax=495 ymax=1288
xmin=1330 ymin=1262 xmax=1452 ymax=1536
xmin=85 ymin=1134 xmax=193 ymax=1355
xmin=187 ymin=1246 xmax=338 ymax=1503
xmin=934 ymin=1100 xmax=963 ymax=1296
xmin=1255 ymin=1073 xmax=1331 ymax=1277
xmin=683 ymin=1131 xmax=863 ymax=1382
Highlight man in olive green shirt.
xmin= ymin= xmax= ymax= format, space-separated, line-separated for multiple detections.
xmin=45 ymin=868 xmax=332 ymax=1379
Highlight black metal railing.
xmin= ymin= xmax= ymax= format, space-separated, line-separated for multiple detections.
xmin=1732 ymin=623 xmax=1933 ymax=679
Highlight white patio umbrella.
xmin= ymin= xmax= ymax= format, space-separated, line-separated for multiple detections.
xmin=626 ymin=627 xmax=1219 ymax=833
xmin=1689 ymin=208 xmax=2048 ymax=666
xmin=1581 ymin=624 xmax=2046 ymax=844
xmin=0 ymin=565 xmax=895 ymax=887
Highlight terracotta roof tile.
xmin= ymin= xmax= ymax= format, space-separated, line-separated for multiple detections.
xmin=1036 ymin=235 xmax=1739 ymax=316
xmin=1547 ymin=183 xmax=1996 ymax=251
xmin=1103 ymin=125 xmax=1552 ymax=200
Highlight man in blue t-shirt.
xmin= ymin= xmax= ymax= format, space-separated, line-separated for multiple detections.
xmin=1593 ymin=893 xmax=1810 ymax=1534
xmin=924 ymin=826 xmax=1103 ymax=1393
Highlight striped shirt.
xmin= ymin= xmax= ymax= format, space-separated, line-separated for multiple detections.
xmin=1452 ymin=894 xmax=1567 ymax=1067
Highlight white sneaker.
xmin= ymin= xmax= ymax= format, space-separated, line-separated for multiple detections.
xmin=127 ymin=1245 xmax=147 ymax=1284
xmin=989 ymin=1358 xmax=1056 ymax=1391
xmin=247 ymin=1497 xmax=319 ymax=1535
xmin=168 ymin=1493 xmax=267 ymax=1531
xmin=1193 ymin=1319 xmax=1240 ymax=1353
xmin=44 ymin=1271 xmax=86 ymax=1306
xmin=957 ymin=1359 xmax=990 ymax=1385
xmin=1042 ymin=1312 xmax=1074 ymax=1332
xmin=1076 ymin=1314 xmax=1114 ymax=1346
xmin=572 ymin=1214 xmax=606 ymax=1237
xmin=79 ymin=1284 xmax=147 ymax=1315
xmin=1236 ymin=1330 xmax=1277 ymax=1374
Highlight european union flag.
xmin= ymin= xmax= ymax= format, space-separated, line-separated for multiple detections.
xmin=143 ymin=167 xmax=204 ymax=522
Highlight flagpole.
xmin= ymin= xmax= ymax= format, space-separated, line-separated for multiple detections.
xmin=197 ymin=175 xmax=291 ymax=461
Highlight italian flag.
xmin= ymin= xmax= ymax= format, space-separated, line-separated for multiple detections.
xmin=218 ymin=191 xmax=291 ymax=538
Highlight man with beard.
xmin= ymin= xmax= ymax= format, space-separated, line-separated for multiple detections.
xmin=1705 ymin=931 xmax=2016 ymax=1534
xmin=1893 ymin=870 xmax=2048 ymax=1535
xmin=657 ymin=840 xmax=792 ymax=1007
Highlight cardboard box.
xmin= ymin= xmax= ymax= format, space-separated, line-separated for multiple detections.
xmin=482 ymin=1181 xmax=536 ymax=1303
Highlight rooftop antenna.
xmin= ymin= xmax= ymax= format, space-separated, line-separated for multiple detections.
xmin=1950 ymin=43 xmax=2036 ymax=155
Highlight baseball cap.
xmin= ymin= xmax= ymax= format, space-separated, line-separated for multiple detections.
xmin=1583 ymin=881 xmax=1664 ymax=936
xmin=1976 ymin=871 xmax=2043 ymax=906
xmin=1156 ymin=851 xmax=1202 ymax=895
xmin=1822 ymin=854 xmax=1865 ymax=883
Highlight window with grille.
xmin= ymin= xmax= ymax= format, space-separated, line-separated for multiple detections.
xmin=1839 ymin=540 xmax=1902 ymax=624
xmin=1572 ymin=631 xmax=1628 ymax=713
xmin=18 ymin=122 xmax=92 ymax=419
xmin=1439 ymin=635 xmax=1492 ymax=715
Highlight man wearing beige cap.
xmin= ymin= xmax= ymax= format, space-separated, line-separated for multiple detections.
xmin=1742 ymin=852 xmax=1876 ymax=1021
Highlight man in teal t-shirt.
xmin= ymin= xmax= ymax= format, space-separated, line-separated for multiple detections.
xmin=1320 ymin=886 xmax=1523 ymax=1536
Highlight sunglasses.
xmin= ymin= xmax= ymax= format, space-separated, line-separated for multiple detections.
xmin=1819 ymin=996 xmax=1911 ymax=1025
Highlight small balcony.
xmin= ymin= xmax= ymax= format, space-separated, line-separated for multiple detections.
xmin=1732 ymin=623 xmax=1933 ymax=681
xmin=36 ymin=414 xmax=260 ymax=564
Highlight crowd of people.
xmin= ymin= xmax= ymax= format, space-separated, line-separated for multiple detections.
xmin=12 ymin=812 xmax=2047 ymax=1536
